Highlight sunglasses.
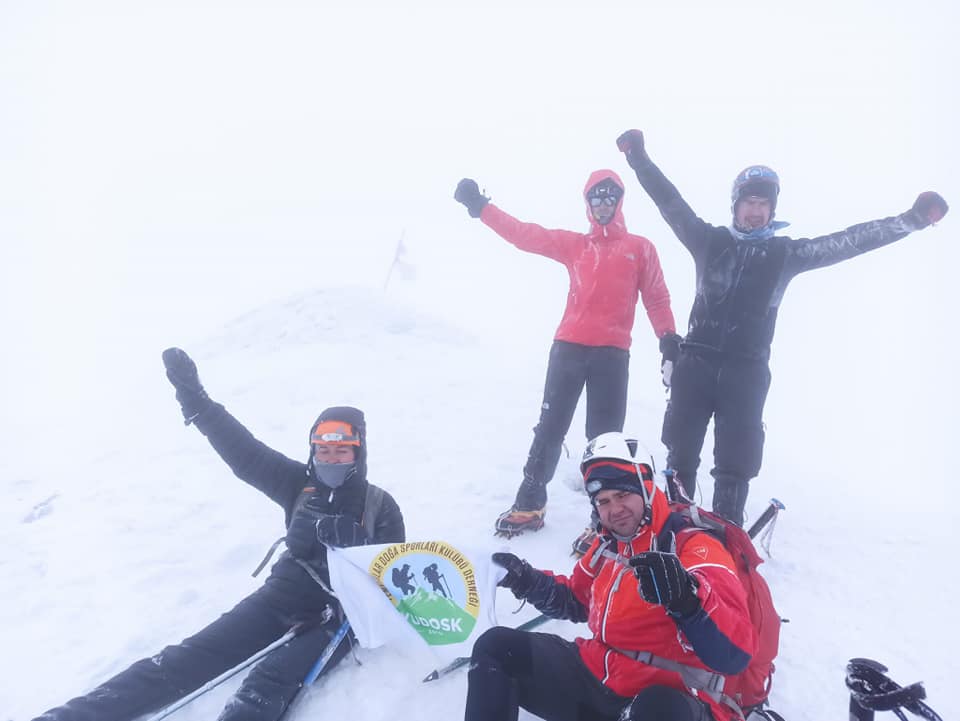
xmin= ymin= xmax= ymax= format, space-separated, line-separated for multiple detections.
xmin=589 ymin=195 xmax=619 ymax=208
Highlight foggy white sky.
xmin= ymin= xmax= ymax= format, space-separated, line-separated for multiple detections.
xmin=2 ymin=1 xmax=958 ymax=484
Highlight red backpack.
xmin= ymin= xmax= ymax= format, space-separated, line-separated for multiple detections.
xmin=663 ymin=503 xmax=782 ymax=715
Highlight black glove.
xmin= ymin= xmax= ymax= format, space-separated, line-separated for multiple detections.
xmin=315 ymin=514 xmax=365 ymax=548
xmin=161 ymin=347 xmax=212 ymax=425
xmin=658 ymin=332 xmax=682 ymax=388
xmin=454 ymin=178 xmax=490 ymax=218
xmin=616 ymin=129 xmax=650 ymax=171
xmin=285 ymin=510 xmax=321 ymax=560
xmin=629 ymin=550 xmax=700 ymax=618
xmin=910 ymin=191 xmax=948 ymax=228
xmin=492 ymin=552 xmax=537 ymax=597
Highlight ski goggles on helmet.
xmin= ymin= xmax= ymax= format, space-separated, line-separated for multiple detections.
xmin=311 ymin=420 xmax=360 ymax=446
xmin=731 ymin=165 xmax=780 ymax=205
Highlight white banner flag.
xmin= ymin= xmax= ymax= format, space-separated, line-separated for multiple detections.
xmin=327 ymin=540 xmax=505 ymax=659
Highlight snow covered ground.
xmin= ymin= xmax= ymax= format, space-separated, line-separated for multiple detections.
xmin=2 ymin=2 xmax=959 ymax=720
xmin=3 ymin=282 xmax=956 ymax=721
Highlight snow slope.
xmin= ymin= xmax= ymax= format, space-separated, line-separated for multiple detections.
xmin=3 ymin=283 xmax=955 ymax=721
xmin=3 ymin=3 xmax=958 ymax=719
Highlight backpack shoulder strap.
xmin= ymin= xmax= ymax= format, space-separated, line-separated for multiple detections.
xmin=362 ymin=484 xmax=386 ymax=542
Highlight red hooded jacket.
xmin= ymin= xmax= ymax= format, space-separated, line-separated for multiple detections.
xmin=480 ymin=169 xmax=676 ymax=349
xmin=553 ymin=485 xmax=757 ymax=721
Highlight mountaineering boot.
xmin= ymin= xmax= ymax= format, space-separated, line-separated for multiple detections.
xmin=494 ymin=506 xmax=545 ymax=538
xmin=571 ymin=526 xmax=596 ymax=557
xmin=571 ymin=508 xmax=601 ymax=557
xmin=712 ymin=478 xmax=749 ymax=527
xmin=663 ymin=468 xmax=696 ymax=504
xmin=494 ymin=477 xmax=547 ymax=537
xmin=670 ymin=468 xmax=697 ymax=502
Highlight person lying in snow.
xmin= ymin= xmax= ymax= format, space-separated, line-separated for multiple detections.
xmin=31 ymin=348 xmax=405 ymax=721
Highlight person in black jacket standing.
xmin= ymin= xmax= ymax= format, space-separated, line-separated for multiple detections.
xmin=616 ymin=129 xmax=948 ymax=525
xmin=31 ymin=348 xmax=405 ymax=721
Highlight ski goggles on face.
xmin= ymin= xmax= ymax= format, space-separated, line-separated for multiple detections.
xmin=311 ymin=420 xmax=360 ymax=446
xmin=589 ymin=195 xmax=618 ymax=208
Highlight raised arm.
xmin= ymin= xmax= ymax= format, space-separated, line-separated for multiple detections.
xmin=162 ymin=348 xmax=305 ymax=510
xmin=617 ymin=130 xmax=714 ymax=259
xmin=784 ymin=192 xmax=948 ymax=277
xmin=454 ymin=178 xmax=580 ymax=262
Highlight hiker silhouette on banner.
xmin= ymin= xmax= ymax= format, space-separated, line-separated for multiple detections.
xmin=392 ymin=563 xmax=416 ymax=596
xmin=422 ymin=563 xmax=447 ymax=597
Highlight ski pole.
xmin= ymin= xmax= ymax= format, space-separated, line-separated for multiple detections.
xmin=277 ymin=620 xmax=352 ymax=720
xmin=422 ymin=614 xmax=550 ymax=682
xmin=144 ymin=626 xmax=301 ymax=721
xmin=846 ymin=657 xmax=943 ymax=721
xmin=303 ymin=620 xmax=351 ymax=684
xmin=747 ymin=497 xmax=785 ymax=540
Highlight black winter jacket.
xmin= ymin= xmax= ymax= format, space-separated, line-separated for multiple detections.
xmin=632 ymin=157 xmax=929 ymax=360
xmin=192 ymin=403 xmax=405 ymax=599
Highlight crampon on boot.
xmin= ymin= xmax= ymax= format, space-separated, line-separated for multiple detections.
xmin=571 ymin=526 xmax=597 ymax=557
xmin=571 ymin=508 xmax=601 ymax=556
xmin=494 ymin=506 xmax=545 ymax=538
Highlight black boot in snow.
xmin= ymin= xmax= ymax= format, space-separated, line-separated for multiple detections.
xmin=712 ymin=479 xmax=749 ymax=527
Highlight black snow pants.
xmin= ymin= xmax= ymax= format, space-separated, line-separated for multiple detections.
xmin=661 ymin=348 xmax=771 ymax=525
xmin=620 ymin=686 xmax=714 ymax=721
xmin=31 ymin=559 xmax=350 ymax=721
xmin=516 ymin=341 xmax=629 ymax=510
xmin=465 ymin=627 xmax=632 ymax=721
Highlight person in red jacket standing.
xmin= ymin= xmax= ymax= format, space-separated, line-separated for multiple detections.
xmin=463 ymin=432 xmax=756 ymax=721
xmin=455 ymin=172 xmax=679 ymax=539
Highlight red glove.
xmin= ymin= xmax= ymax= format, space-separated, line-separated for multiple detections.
xmin=911 ymin=192 xmax=948 ymax=227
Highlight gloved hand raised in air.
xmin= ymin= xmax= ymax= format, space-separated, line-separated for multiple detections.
xmin=492 ymin=552 xmax=537 ymax=598
xmin=161 ymin=347 xmax=212 ymax=425
xmin=628 ymin=546 xmax=701 ymax=619
xmin=909 ymin=192 xmax=948 ymax=228
xmin=658 ymin=332 xmax=682 ymax=388
xmin=616 ymin=129 xmax=650 ymax=171
xmin=454 ymin=178 xmax=490 ymax=218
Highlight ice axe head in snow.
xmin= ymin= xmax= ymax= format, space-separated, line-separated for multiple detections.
xmin=307 ymin=407 xmax=367 ymax=489
xmin=581 ymin=432 xmax=656 ymax=534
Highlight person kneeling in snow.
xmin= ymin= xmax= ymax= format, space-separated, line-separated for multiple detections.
xmin=464 ymin=432 xmax=756 ymax=721
xmin=32 ymin=348 xmax=405 ymax=721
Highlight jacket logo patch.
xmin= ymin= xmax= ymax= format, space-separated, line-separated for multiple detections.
xmin=692 ymin=545 xmax=709 ymax=559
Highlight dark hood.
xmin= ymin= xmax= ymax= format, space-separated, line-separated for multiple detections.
xmin=306 ymin=405 xmax=368 ymax=520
